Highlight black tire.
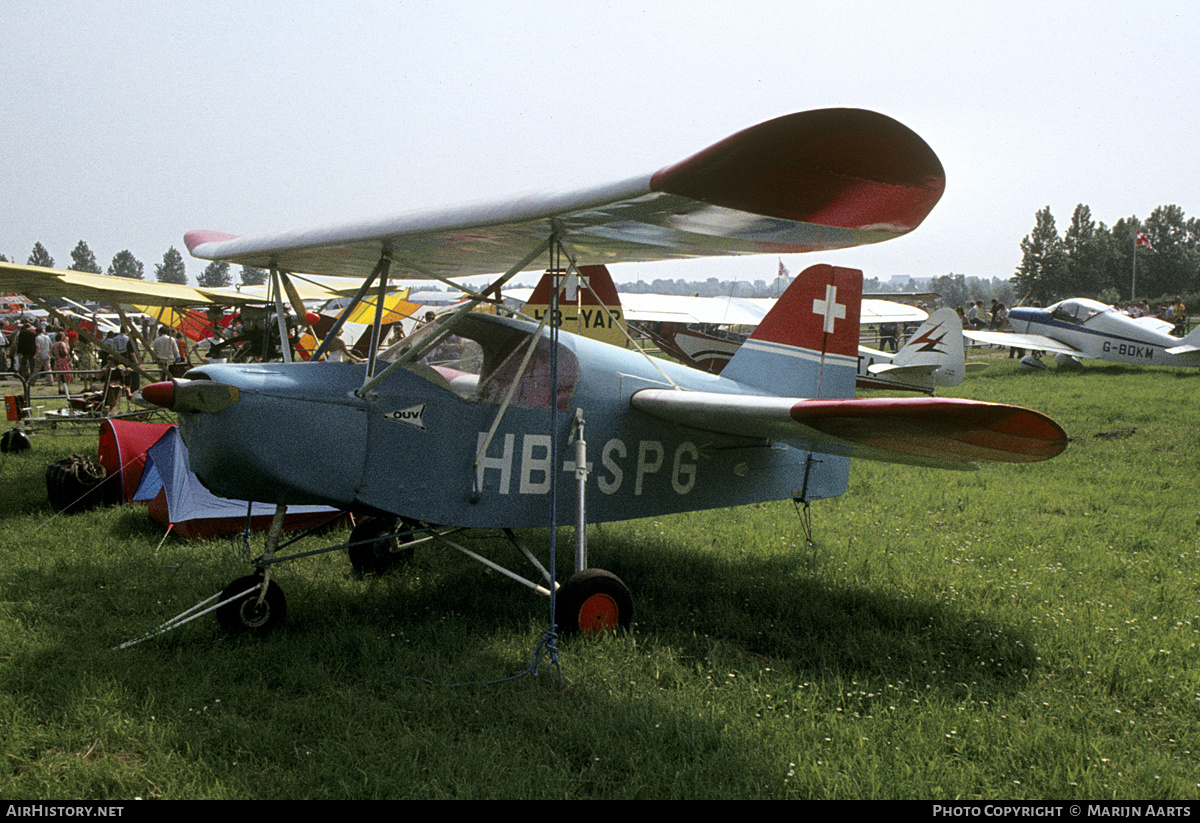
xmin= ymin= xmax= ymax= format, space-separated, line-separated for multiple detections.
xmin=348 ymin=516 xmax=414 ymax=574
xmin=45 ymin=455 xmax=108 ymax=514
xmin=1 ymin=429 xmax=31 ymax=453
xmin=216 ymin=575 xmax=287 ymax=636
xmin=556 ymin=568 xmax=633 ymax=636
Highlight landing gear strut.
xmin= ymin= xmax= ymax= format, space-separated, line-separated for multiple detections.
xmin=347 ymin=516 xmax=415 ymax=574
xmin=554 ymin=411 xmax=633 ymax=636
xmin=218 ymin=505 xmax=288 ymax=636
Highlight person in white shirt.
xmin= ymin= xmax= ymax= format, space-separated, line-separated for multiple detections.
xmin=33 ymin=327 xmax=52 ymax=385
xmin=152 ymin=326 xmax=177 ymax=377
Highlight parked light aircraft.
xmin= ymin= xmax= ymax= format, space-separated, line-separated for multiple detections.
xmin=964 ymin=298 xmax=1200 ymax=368
xmin=134 ymin=108 xmax=1067 ymax=638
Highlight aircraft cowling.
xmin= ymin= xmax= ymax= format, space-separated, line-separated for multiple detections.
xmin=162 ymin=364 xmax=372 ymax=508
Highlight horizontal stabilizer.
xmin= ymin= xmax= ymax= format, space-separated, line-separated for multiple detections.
xmin=631 ymin=391 xmax=1067 ymax=470
xmin=868 ymin=362 xmax=937 ymax=377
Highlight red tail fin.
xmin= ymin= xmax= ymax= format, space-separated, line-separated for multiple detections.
xmin=722 ymin=264 xmax=862 ymax=398
xmin=522 ymin=264 xmax=627 ymax=347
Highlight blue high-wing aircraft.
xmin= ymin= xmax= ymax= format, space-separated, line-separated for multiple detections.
xmin=138 ymin=109 xmax=1068 ymax=637
xmin=965 ymin=298 xmax=1200 ymax=368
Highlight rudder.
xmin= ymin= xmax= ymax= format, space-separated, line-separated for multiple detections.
xmin=885 ymin=307 xmax=967 ymax=388
xmin=722 ymin=264 xmax=862 ymax=398
xmin=522 ymin=264 xmax=627 ymax=347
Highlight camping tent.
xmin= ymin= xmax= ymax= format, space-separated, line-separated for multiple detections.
xmin=97 ymin=418 xmax=175 ymax=504
xmin=131 ymin=425 xmax=344 ymax=540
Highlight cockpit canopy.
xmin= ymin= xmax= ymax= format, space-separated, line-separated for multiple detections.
xmin=378 ymin=313 xmax=578 ymax=411
xmin=1047 ymin=298 xmax=1113 ymax=325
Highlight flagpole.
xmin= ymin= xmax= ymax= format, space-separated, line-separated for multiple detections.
xmin=1131 ymin=231 xmax=1137 ymax=302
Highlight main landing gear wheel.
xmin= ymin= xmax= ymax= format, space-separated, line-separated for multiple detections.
xmin=556 ymin=569 xmax=633 ymax=636
xmin=348 ymin=516 xmax=415 ymax=575
xmin=216 ymin=575 xmax=287 ymax=636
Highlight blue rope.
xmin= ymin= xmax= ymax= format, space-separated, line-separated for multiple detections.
xmin=388 ymin=627 xmax=561 ymax=689
xmin=543 ymin=240 xmax=562 ymax=670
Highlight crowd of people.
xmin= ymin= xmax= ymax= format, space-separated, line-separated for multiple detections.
xmin=1119 ymin=297 xmax=1188 ymax=331
xmin=0 ymin=317 xmax=205 ymax=415
xmin=959 ymin=298 xmax=1011 ymax=332
xmin=1 ymin=320 xmax=84 ymax=390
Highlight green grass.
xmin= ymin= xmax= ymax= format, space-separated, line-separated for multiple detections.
xmin=1 ymin=359 xmax=1199 ymax=798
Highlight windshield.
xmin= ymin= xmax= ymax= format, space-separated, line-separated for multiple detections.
xmin=379 ymin=314 xmax=576 ymax=410
xmin=1049 ymin=299 xmax=1112 ymax=325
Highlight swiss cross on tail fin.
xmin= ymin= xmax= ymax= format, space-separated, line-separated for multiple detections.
xmin=522 ymin=264 xmax=628 ymax=347
xmin=722 ymin=264 xmax=862 ymax=399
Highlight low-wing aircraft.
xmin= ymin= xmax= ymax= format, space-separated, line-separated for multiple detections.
xmin=135 ymin=108 xmax=1067 ymax=639
xmin=964 ymin=297 xmax=1200 ymax=368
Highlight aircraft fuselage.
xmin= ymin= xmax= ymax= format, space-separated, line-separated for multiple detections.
xmin=176 ymin=314 xmax=848 ymax=529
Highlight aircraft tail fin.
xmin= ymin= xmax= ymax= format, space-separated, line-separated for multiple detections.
xmin=721 ymin=264 xmax=861 ymax=398
xmin=522 ymin=264 xmax=627 ymax=347
xmin=1164 ymin=322 xmax=1200 ymax=359
xmin=869 ymin=307 xmax=967 ymax=389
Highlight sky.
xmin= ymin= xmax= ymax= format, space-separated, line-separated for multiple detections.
xmin=3 ymin=1 xmax=1197 ymax=291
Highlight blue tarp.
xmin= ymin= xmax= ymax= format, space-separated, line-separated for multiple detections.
xmin=133 ymin=426 xmax=340 ymax=534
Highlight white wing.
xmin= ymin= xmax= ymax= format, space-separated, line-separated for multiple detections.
xmin=963 ymin=329 xmax=1086 ymax=357
xmin=185 ymin=109 xmax=945 ymax=280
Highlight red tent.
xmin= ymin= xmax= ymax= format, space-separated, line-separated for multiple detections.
xmin=97 ymin=419 xmax=175 ymax=504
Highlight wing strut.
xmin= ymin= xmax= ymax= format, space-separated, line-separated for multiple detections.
xmin=268 ymin=266 xmax=292 ymax=363
xmin=365 ymin=256 xmax=391 ymax=378
xmin=310 ymin=254 xmax=392 ymax=363
xmin=357 ymin=233 xmax=557 ymax=397
xmin=570 ymin=267 xmax=681 ymax=391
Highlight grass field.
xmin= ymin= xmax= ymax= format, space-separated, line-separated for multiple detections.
xmin=1 ymin=356 xmax=1198 ymax=799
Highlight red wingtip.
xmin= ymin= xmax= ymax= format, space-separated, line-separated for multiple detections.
xmin=184 ymin=230 xmax=241 ymax=255
xmin=649 ymin=108 xmax=945 ymax=233
xmin=142 ymin=381 xmax=176 ymax=410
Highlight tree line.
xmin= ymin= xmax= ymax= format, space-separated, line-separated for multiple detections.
xmin=1014 ymin=204 xmax=1199 ymax=305
xmin=11 ymin=206 xmax=1200 ymax=310
xmin=6 ymin=241 xmax=267 ymax=288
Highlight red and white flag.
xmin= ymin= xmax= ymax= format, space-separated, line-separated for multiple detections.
xmin=1136 ymin=231 xmax=1153 ymax=251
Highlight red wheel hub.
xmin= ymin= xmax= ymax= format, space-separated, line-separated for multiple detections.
xmin=577 ymin=593 xmax=619 ymax=635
